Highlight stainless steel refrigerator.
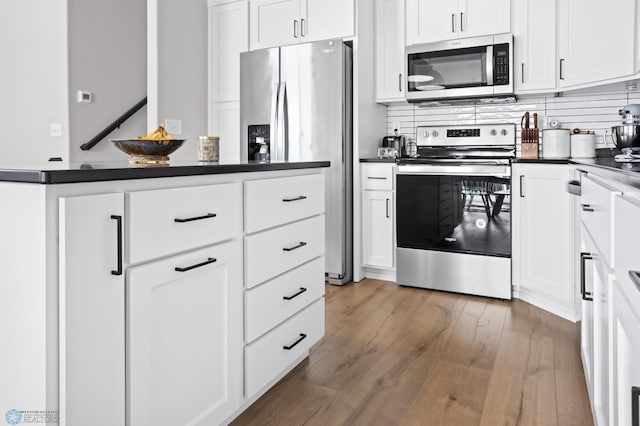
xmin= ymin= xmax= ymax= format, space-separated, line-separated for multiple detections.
xmin=240 ymin=40 xmax=353 ymax=285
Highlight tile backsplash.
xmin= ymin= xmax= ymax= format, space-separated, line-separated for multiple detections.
xmin=387 ymin=89 xmax=640 ymax=151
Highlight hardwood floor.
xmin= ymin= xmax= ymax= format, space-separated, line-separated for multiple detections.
xmin=232 ymin=279 xmax=593 ymax=426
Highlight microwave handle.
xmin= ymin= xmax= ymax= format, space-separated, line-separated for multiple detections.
xmin=486 ymin=45 xmax=494 ymax=86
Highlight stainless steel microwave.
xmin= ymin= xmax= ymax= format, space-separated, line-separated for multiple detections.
xmin=405 ymin=33 xmax=514 ymax=103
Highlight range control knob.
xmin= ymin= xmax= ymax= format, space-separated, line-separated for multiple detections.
xmin=423 ymin=130 xmax=430 ymax=137
xmin=432 ymin=130 xmax=439 ymax=137
xmin=490 ymin=129 xmax=498 ymax=136
xmin=501 ymin=129 xmax=508 ymax=136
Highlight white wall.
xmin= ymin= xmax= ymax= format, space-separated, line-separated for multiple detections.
xmin=0 ymin=0 xmax=69 ymax=167
xmin=67 ymin=0 xmax=147 ymax=163
xmin=149 ymin=0 xmax=209 ymax=162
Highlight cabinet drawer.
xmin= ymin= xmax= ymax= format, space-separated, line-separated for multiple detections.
xmin=245 ymin=298 xmax=324 ymax=398
xmin=245 ymin=257 xmax=325 ymax=342
xmin=244 ymin=173 xmax=325 ymax=233
xmin=362 ymin=163 xmax=394 ymax=190
xmin=581 ymin=175 xmax=621 ymax=268
xmin=245 ymin=215 xmax=325 ymax=288
xmin=127 ymin=183 xmax=242 ymax=263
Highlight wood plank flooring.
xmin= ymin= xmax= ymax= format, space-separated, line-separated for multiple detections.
xmin=232 ymin=279 xmax=593 ymax=426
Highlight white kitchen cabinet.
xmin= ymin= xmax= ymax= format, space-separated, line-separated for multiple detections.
xmin=208 ymin=0 xmax=248 ymax=163
xmin=362 ymin=191 xmax=395 ymax=269
xmin=512 ymin=163 xmax=577 ymax=320
xmin=59 ymin=193 xmax=125 ymax=426
xmin=511 ymin=0 xmax=556 ymax=93
xmin=361 ymin=163 xmax=395 ymax=272
xmin=613 ymin=194 xmax=640 ymax=426
xmin=375 ymin=0 xmax=405 ymax=102
xmin=405 ymin=0 xmax=510 ymax=45
xmin=128 ymin=241 xmax=243 ymax=426
xmin=249 ymin=0 xmax=354 ymax=50
xmin=557 ymin=0 xmax=636 ymax=88
xmin=579 ymin=231 xmax=595 ymax=401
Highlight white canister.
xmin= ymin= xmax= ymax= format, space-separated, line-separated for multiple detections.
xmin=541 ymin=128 xmax=571 ymax=158
xmin=570 ymin=133 xmax=596 ymax=158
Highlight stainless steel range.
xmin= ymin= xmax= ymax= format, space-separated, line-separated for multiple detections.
xmin=396 ymin=123 xmax=515 ymax=299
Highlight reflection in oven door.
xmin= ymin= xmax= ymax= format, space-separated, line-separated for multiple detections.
xmin=397 ymin=174 xmax=511 ymax=257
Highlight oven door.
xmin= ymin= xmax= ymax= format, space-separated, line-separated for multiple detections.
xmin=395 ymin=163 xmax=512 ymax=299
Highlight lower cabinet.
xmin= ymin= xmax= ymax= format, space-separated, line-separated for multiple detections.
xmin=362 ymin=190 xmax=394 ymax=268
xmin=127 ymin=240 xmax=243 ymax=426
xmin=59 ymin=193 xmax=125 ymax=426
xmin=512 ymin=163 xmax=577 ymax=320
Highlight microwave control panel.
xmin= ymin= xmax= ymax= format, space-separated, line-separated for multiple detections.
xmin=494 ymin=43 xmax=510 ymax=86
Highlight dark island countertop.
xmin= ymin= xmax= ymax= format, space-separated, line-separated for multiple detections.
xmin=0 ymin=160 xmax=330 ymax=184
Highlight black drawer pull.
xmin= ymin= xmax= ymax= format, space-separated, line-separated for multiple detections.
xmin=175 ymin=257 xmax=217 ymax=272
xmin=283 ymin=241 xmax=307 ymax=252
xmin=283 ymin=287 xmax=307 ymax=300
xmin=283 ymin=195 xmax=307 ymax=202
xmin=633 ymin=386 xmax=639 ymax=426
xmin=629 ymin=271 xmax=640 ymax=293
xmin=367 ymin=176 xmax=387 ymax=180
xmin=581 ymin=204 xmax=595 ymax=212
xmin=283 ymin=333 xmax=307 ymax=350
xmin=110 ymin=215 xmax=123 ymax=276
xmin=174 ymin=213 xmax=217 ymax=223
xmin=580 ymin=252 xmax=593 ymax=301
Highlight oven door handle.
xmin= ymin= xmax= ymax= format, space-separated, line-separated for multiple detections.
xmin=397 ymin=164 xmax=510 ymax=177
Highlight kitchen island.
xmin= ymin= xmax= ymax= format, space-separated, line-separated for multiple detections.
xmin=0 ymin=160 xmax=328 ymax=426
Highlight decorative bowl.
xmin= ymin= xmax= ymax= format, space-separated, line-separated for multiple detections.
xmin=110 ymin=139 xmax=185 ymax=158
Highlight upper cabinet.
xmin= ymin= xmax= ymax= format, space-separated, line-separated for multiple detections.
xmin=375 ymin=0 xmax=405 ymax=102
xmin=406 ymin=0 xmax=510 ymax=45
xmin=249 ymin=0 xmax=354 ymax=50
xmin=557 ymin=0 xmax=636 ymax=88
xmin=512 ymin=0 xmax=556 ymax=93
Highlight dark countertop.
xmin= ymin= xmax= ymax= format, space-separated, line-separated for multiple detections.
xmin=360 ymin=158 xmax=398 ymax=163
xmin=0 ymin=160 xmax=330 ymax=184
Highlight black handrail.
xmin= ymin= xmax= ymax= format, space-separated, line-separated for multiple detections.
xmin=80 ymin=96 xmax=147 ymax=151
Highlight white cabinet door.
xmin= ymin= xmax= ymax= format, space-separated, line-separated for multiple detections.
xmin=512 ymin=164 xmax=576 ymax=318
xmin=362 ymin=190 xmax=395 ymax=269
xmin=375 ymin=0 xmax=405 ymax=102
xmin=128 ymin=241 xmax=242 ymax=426
xmin=405 ymin=0 xmax=456 ymax=45
xmin=209 ymin=1 xmax=248 ymax=103
xmin=580 ymin=229 xmax=596 ymax=398
xmin=301 ymin=0 xmax=354 ymax=43
xmin=592 ymin=258 xmax=612 ymax=426
xmin=250 ymin=0 xmax=300 ymax=50
xmin=59 ymin=193 xmax=125 ymax=426
xmin=512 ymin=0 xmax=556 ymax=93
xmin=559 ymin=0 xmax=635 ymax=87
xmin=212 ymin=101 xmax=241 ymax=163
xmin=461 ymin=0 xmax=510 ymax=39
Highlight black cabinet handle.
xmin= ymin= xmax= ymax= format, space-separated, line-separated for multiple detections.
xmin=633 ymin=386 xmax=639 ymax=426
xmin=520 ymin=175 xmax=525 ymax=197
xmin=175 ymin=257 xmax=217 ymax=272
xmin=560 ymin=58 xmax=565 ymax=80
xmin=282 ymin=195 xmax=307 ymax=202
xmin=283 ymin=241 xmax=307 ymax=252
xmin=174 ymin=213 xmax=217 ymax=223
xmin=110 ymin=215 xmax=123 ymax=276
xmin=283 ymin=287 xmax=307 ymax=300
xmin=566 ymin=180 xmax=581 ymax=196
xmin=629 ymin=271 xmax=640 ymax=293
xmin=580 ymin=252 xmax=593 ymax=301
xmin=581 ymin=204 xmax=595 ymax=212
xmin=386 ymin=198 xmax=390 ymax=218
xmin=367 ymin=176 xmax=387 ymax=180
xmin=283 ymin=333 xmax=307 ymax=350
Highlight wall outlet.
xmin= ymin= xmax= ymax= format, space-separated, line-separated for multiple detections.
xmin=50 ymin=123 xmax=62 ymax=137
xmin=77 ymin=90 xmax=92 ymax=103
xmin=164 ymin=119 xmax=183 ymax=135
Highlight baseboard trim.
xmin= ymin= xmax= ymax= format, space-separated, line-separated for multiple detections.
xmin=363 ymin=267 xmax=396 ymax=282
xmin=512 ymin=286 xmax=580 ymax=322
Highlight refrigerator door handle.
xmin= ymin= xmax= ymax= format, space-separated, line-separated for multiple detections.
xmin=269 ymin=82 xmax=280 ymax=161
xmin=274 ymin=82 xmax=287 ymax=161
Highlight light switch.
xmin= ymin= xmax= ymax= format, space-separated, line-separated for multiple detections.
xmin=164 ymin=119 xmax=183 ymax=135
xmin=77 ymin=90 xmax=92 ymax=103
xmin=50 ymin=123 xmax=62 ymax=137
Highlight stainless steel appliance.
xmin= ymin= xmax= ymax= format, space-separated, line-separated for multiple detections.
xmin=240 ymin=40 xmax=353 ymax=284
xmin=405 ymin=34 xmax=514 ymax=104
xmin=396 ymin=123 xmax=515 ymax=299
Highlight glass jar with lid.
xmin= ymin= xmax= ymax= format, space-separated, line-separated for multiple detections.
xmin=198 ymin=136 xmax=219 ymax=162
